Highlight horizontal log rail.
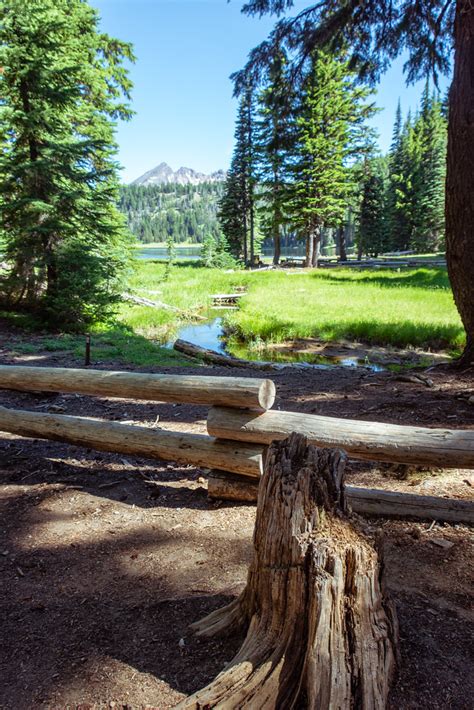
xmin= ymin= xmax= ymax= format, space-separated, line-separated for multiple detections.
xmin=0 ymin=365 xmax=275 ymax=410
xmin=0 ymin=406 xmax=264 ymax=478
xmin=207 ymin=470 xmax=474 ymax=524
xmin=207 ymin=406 xmax=474 ymax=469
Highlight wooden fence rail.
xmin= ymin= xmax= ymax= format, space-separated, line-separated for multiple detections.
xmin=207 ymin=470 xmax=474 ymax=524
xmin=208 ymin=406 xmax=474 ymax=469
xmin=0 ymin=405 xmax=264 ymax=478
xmin=0 ymin=365 xmax=275 ymax=410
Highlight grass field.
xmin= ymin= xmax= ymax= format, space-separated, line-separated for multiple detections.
xmin=1 ymin=262 xmax=463 ymax=364
xmin=121 ymin=262 xmax=463 ymax=353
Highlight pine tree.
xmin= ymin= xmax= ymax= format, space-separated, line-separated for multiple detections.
xmin=239 ymin=1 xmax=474 ymax=363
xmin=218 ymin=91 xmax=257 ymax=264
xmin=255 ymin=45 xmax=294 ymax=264
xmin=386 ymin=100 xmax=407 ymax=251
xmin=0 ymin=0 xmax=134 ymax=329
xmin=285 ymin=50 xmax=376 ymax=267
xmin=357 ymin=158 xmax=387 ymax=257
xmin=411 ymin=85 xmax=447 ymax=252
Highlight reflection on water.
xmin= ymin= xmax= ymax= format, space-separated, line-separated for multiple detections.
xmin=172 ymin=318 xmax=227 ymax=353
xmin=171 ymin=316 xmax=385 ymax=371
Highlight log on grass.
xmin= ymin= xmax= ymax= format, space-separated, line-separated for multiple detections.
xmin=123 ymin=292 xmax=206 ymax=320
xmin=0 ymin=365 xmax=276 ymax=410
xmin=207 ymin=470 xmax=474 ymax=524
xmin=177 ymin=434 xmax=398 ymax=709
xmin=0 ymin=405 xmax=263 ymax=477
xmin=208 ymin=406 xmax=474 ymax=469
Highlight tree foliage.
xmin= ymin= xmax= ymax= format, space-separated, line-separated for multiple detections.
xmin=119 ymin=182 xmax=224 ymax=244
xmin=286 ymin=50 xmax=377 ymax=264
xmin=0 ymin=0 xmax=134 ymax=329
xmin=218 ymin=91 xmax=257 ymax=263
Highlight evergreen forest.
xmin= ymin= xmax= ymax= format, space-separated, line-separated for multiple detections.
xmin=219 ymin=53 xmax=448 ymax=265
xmin=118 ymin=182 xmax=225 ymax=245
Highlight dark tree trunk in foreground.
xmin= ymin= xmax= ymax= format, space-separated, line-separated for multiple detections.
xmin=338 ymin=224 xmax=347 ymax=261
xmin=273 ymin=232 xmax=281 ymax=264
xmin=177 ymin=434 xmax=398 ymax=709
xmin=446 ymin=1 xmax=474 ymax=366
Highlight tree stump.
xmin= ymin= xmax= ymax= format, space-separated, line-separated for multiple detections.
xmin=177 ymin=434 xmax=398 ymax=709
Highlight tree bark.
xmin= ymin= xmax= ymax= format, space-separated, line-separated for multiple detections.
xmin=338 ymin=224 xmax=348 ymax=261
xmin=445 ymin=1 xmax=474 ymax=366
xmin=273 ymin=231 xmax=281 ymax=265
xmin=177 ymin=434 xmax=398 ymax=709
xmin=311 ymin=227 xmax=321 ymax=267
xmin=305 ymin=231 xmax=314 ymax=267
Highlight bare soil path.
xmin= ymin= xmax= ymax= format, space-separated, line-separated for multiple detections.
xmin=0 ymin=328 xmax=473 ymax=709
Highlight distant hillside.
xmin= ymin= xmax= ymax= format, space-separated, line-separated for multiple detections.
xmin=132 ymin=162 xmax=226 ymax=187
xmin=119 ymin=181 xmax=225 ymax=244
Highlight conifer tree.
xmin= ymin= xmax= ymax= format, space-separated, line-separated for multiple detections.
xmin=0 ymin=0 xmax=134 ymax=328
xmin=255 ymin=45 xmax=294 ymax=264
xmin=239 ymin=1 xmax=474 ymax=363
xmin=285 ymin=50 xmax=376 ymax=267
xmin=218 ymin=90 xmax=257 ymax=264
xmin=357 ymin=158 xmax=387 ymax=257
xmin=411 ymin=85 xmax=447 ymax=252
xmin=386 ymin=100 xmax=408 ymax=251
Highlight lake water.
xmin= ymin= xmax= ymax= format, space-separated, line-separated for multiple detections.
xmin=137 ymin=245 xmax=310 ymax=261
xmin=137 ymin=245 xmax=202 ymax=260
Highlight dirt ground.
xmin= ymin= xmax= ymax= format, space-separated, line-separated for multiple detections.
xmin=0 ymin=329 xmax=473 ymax=709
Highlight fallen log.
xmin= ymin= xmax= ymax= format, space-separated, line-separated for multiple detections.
xmin=0 ymin=365 xmax=276 ymax=410
xmin=207 ymin=470 xmax=474 ymax=524
xmin=177 ymin=434 xmax=398 ymax=709
xmin=123 ymin=292 xmax=206 ymax=320
xmin=173 ymin=339 xmax=276 ymax=370
xmin=0 ymin=405 xmax=264 ymax=478
xmin=208 ymin=406 xmax=474 ymax=469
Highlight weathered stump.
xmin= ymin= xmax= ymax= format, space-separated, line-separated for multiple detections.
xmin=177 ymin=434 xmax=398 ymax=709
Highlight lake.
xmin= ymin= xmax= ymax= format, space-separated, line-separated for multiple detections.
xmin=137 ymin=244 xmax=309 ymax=261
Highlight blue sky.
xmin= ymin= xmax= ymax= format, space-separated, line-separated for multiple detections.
xmin=93 ymin=0 xmax=451 ymax=184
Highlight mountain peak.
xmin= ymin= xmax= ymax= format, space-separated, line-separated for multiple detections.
xmin=132 ymin=163 xmax=226 ymax=186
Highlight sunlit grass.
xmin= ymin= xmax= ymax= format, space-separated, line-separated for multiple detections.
xmin=119 ymin=260 xmax=250 ymax=339
xmin=224 ymin=267 xmax=463 ymax=350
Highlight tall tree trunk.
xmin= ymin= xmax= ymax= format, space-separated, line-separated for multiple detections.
xmin=338 ymin=224 xmax=347 ymax=261
xmin=242 ymin=207 xmax=248 ymax=265
xmin=446 ymin=0 xmax=474 ymax=366
xmin=305 ymin=231 xmax=314 ymax=267
xmin=177 ymin=434 xmax=398 ymax=709
xmin=273 ymin=230 xmax=281 ymax=265
xmin=272 ymin=176 xmax=281 ymax=265
xmin=249 ymin=190 xmax=255 ymax=265
xmin=311 ymin=225 xmax=321 ymax=267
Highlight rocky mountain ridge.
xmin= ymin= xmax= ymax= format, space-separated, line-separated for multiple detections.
xmin=132 ymin=162 xmax=226 ymax=187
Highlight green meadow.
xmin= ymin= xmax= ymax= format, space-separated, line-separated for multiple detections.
xmin=121 ymin=262 xmax=463 ymax=353
xmin=3 ymin=263 xmax=463 ymax=365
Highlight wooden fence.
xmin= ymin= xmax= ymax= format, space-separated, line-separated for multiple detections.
xmin=0 ymin=364 xmax=472 ymax=524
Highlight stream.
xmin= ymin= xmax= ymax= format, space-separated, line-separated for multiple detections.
xmin=171 ymin=316 xmax=386 ymax=371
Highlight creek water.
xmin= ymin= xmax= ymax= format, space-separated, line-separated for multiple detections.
xmin=171 ymin=316 xmax=386 ymax=371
